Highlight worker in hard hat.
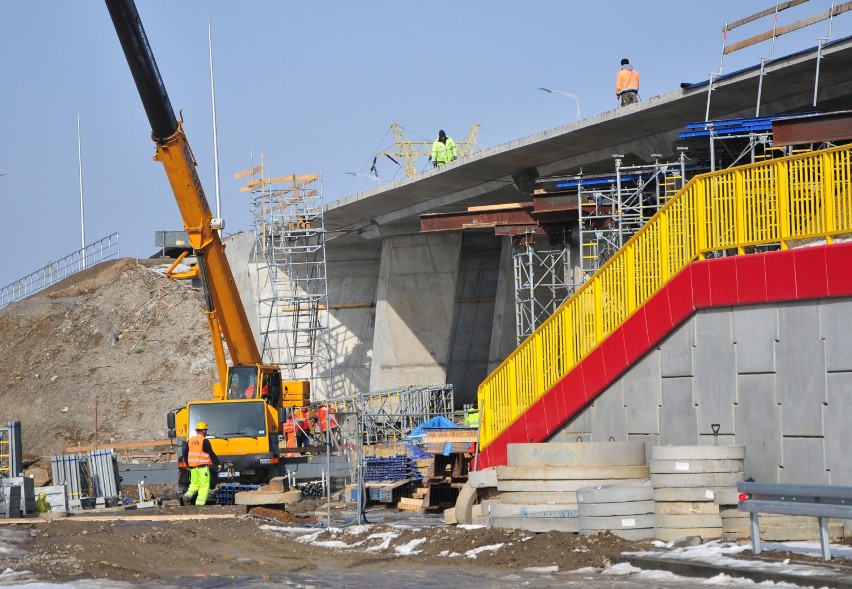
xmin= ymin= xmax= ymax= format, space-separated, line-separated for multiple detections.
xmin=464 ymin=403 xmax=480 ymax=428
xmin=35 ymin=491 xmax=52 ymax=514
xmin=430 ymin=130 xmax=458 ymax=167
xmin=616 ymin=58 xmax=640 ymax=107
xmin=182 ymin=421 xmax=220 ymax=506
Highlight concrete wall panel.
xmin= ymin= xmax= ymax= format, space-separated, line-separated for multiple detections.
xmin=590 ymin=381 xmax=627 ymax=441
xmin=693 ymin=310 xmax=736 ymax=435
xmin=659 ymin=377 xmax=697 ymax=446
xmin=776 ymin=303 xmax=826 ymax=436
xmin=734 ymin=373 xmax=781 ymax=482
xmin=821 ymin=299 xmax=852 ymax=372
xmin=660 ymin=316 xmax=694 ymax=377
xmin=623 ymin=350 xmax=661 ymax=434
xmin=823 ymin=372 xmax=852 ymax=485
xmin=780 ymin=437 xmax=828 ymax=484
xmin=733 ymin=306 xmax=777 ymax=374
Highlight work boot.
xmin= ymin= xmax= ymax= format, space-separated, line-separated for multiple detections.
xmin=181 ymin=493 xmax=192 ymax=506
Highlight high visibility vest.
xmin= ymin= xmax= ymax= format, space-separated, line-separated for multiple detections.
xmin=431 ymin=137 xmax=458 ymax=165
xmin=616 ymin=67 xmax=640 ymax=95
xmin=464 ymin=408 xmax=480 ymax=427
xmin=318 ymin=406 xmax=337 ymax=431
xmin=187 ymin=434 xmax=213 ymax=467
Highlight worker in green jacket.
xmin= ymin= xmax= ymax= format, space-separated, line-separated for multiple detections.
xmin=464 ymin=403 xmax=480 ymax=428
xmin=431 ymin=130 xmax=458 ymax=167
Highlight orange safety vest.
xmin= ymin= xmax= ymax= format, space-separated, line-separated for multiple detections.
xmin=616 ymin=67 xmax=640 ymax=95
xmin=187 ymin=434 xmax=213 ymax=467
xmin=318 ymin=406 xmax=337 ymax=431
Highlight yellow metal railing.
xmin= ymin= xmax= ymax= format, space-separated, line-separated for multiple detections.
xmin=478 ymin=144 xmax=852 ymax=449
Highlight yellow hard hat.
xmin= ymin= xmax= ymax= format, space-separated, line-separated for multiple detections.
xmin=196 ymin=421 xmax=209 ymax=430
xmin=38 ymin=491 xmax=47 ymax=500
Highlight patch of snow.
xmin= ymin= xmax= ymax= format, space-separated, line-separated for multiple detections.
xmin=310 ymin=539 xmax=355 ymax=549
xmin=523 ymin=565 xmax=559 ymax=574
xmin=762 ymin=541 xmax=852 ymax=561
xmin=365 ymin=532 xmax=399 ymax=552
xmin=602 ymin=562 xmax=643 ymax=575
xmin=344 ymin=524 xmax=373 ymax=535
xmin=458 ymin=524 xmax=486 ymax=530
xmin=465 ymin=543 xmax=504 ymax=559
xmin=520 ymin=536 xmax=534 ymax=542
xmin=394 ymin=537 xmax=427 ymax=555
xmin=438 ymin=550 xmax=461 ymax=558
xmin=568 ymin=566 xmax=599 ymax=574
xmin=699 ymin=572 xmax=802 ymax=586
xmin=634 ymin=569 xmax=681 ymax=581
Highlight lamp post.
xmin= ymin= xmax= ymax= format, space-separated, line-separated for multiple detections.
xmin=538 ymin=87 xmax=581 ymax=120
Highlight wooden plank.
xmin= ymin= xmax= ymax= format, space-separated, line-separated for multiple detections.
xmin=66 ymin=439 xmax=173 ymax=453
xmin=725 ymin=2 xmax=852 ymax=54
xmin=466 ymin=203 xmax=529 ymax=212
xmin=726 ymin=0 xmax=809 ymax=31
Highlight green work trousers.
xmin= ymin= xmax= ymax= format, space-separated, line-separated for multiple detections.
xmin=186 ymin=465 xmax=212 ymax=505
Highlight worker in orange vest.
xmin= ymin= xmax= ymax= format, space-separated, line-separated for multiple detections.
xmin=294 ymin=407 xmax=313 ymax=448
xmin=181 ymin=421 xmax=219 ymax=506
xmin=616 ymin=58 xmax=640 ymax=107
xmin=318 ymin=403 xmax=340 ymax=449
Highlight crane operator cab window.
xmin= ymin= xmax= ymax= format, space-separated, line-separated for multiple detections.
xmin=227 ymin=368 xmax=258 ymax=400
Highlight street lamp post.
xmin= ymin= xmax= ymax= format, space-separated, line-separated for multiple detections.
xmin=538 ymin=87 xmax=581 ymax=120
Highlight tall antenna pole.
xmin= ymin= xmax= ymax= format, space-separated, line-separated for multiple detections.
xmin=209 ymin=19 xmax=222 ymax=227
xmin=77 ymin=115 xmax=87 ymax=264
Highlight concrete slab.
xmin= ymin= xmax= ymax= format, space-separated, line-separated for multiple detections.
xmin=496 ymin=491 xmax=578 ymax=505
xmin=653 ymin=527 xmax=722 ymax=542
xmin=777 ymin=303 xmax=826 ymax=436
xmin=506 ymin=442 xmax=646 ymax=467
xmin=651 ymin=446 xmax=745 ymax=460
xmin=822 ymin=299 xmax=852 ymax=372
xmin=578 ymin=500 xmax=654 ymax=518
xmin=579 ymin=513 xmax=655 ymax=530
xmin=659 ymin=378 xmax=698 ymax=445
xmin=649 ymin=459 xmax=744 ymax=474
xmin=467 ymin=467 xmax=498 ymax=489
xmin=660 ymin=316 xmax=694 ymax=378
xmin=655 ymin=502 xmax=720 ymax=516
xmin=824 ymin=373 xmax=852 ymax=485
xmin=496 ymin=465 xmax=649 ymax=480
xmin=497 ymin=478 xmax=648 ymax=493
xmin=482 ymin=503 xmax=578 ymax=519
xmin=654 ymin=513 xmax=722 ymax=529
xmin=590 ymin=381 xmax=627 ymax=441
xmin=489 ymin=516 xmax=579 ymax=533
xmin=653 ymin=487 xmax=733 ymax=502
xmin=732 ymin=306 xmax=777 ymax=374
xmin=623 ymin=351 xmax=662 ymax=434
xmin=734 ymin=373 xmax=782 ymax=483
xmin=780 ymin=437 xmax=829 ymax=484
xmin=575 ymin=481 xmax=653 ymax=504
xmin=650 ymin=472 xmax=743 ymax=488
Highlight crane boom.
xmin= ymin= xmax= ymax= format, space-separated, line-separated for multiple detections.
xmin=105 ymin=0 xmax=261 ymax=377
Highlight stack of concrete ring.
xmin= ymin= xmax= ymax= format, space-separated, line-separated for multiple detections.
xmin=577 ymin=479 xmax=655 ymax=540
xmin=650 ymin=445 xmax=745 ymax=542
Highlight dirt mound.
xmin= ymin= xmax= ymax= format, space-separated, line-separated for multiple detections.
xmin=0 ymin=258 xmax=217 ymax=459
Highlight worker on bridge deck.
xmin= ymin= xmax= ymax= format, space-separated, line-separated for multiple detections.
xmin=182 ymin=421 xmax=219 ymax=506
xmin=431 ymin=130 xmax=458 ymax=167
xmin=616 ymin=58 xmax=640 ymax=107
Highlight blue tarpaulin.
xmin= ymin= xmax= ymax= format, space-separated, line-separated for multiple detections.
xmin=405 ymin=416 xmax=457 ymax=441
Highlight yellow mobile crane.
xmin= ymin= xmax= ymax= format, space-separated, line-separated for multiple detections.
xmin=105 ymin=0 xmax=309 ymax=490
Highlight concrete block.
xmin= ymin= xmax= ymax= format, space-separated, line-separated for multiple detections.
xmin=235 ymin=491 xmax=291 ymax=506
xmin=579 ymin=513 xmax=655 ymax=530
xmin=467 ymin=468 xmax=498 ymax=489
xmin=693 ymin=314 xmax=737 ymax=433
xmin=654 ymin=527 xmax=722 ymax=542
xmin=482 ymin=503 xmax=578 ymax=519
xmin=454 ymin=484 xmax=477 ymax=525
xmin=734 ymin=373 xmax=782 ymax=483
xmin=659 ymin=378 xmax=698 ymax=446
xmin=655 ymin=513 xmax=722 ymax=528
xmin=653 ymin=487 xmax=734 ymax=502
xmin=650 ymin=472 xmax=744 ymax=488
xmin=576 ymin=481 xmax=653 ymax=504
xmin=496 ymin=465 xmax=649 ymax=481
xmin=490 ymin=516 xmax=579 ymax=533
xmin=471 ymin=504 xmax=483 ymax=518
xmin=721 ymin=522 xmax=843 ymax=541
xmin=443 ymin=507 xmax=457 ymax=525
xmin=649 ymin=459 xmax=744 ymax=474
xmin=506 ymin=442 xmax=646 ymax=467
xmin=578 ymin=500 xmax=654 ymax=517
xmin=780 ymin=437 xmax=828 ymax=484
xmin=733 ymin=306 xmax=777 ymax=374
xmin=471 ymin=515 xmax=490 ymax=526
xmin=651 ymin=445 xmax=745 ymax=460
xmin=655 ymin=502 xmax=720 ymax=516
xmin=497 ymin=478 xmax=647 ymax=493
xmin=258 ymin=477 xmax=289 ymax=493
xmin=660 ymin=316 xmax=694 ymax=377
xmin=496 ymin=492 xmax=578 ymax=505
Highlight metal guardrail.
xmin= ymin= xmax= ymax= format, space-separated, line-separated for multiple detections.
xmin=478 ymin=145 xmax=852 ymax=449
xmin=737 ymin=481 xmax=852 ymax=561
xmin=0 ymin=233 xmax=120 ymax=309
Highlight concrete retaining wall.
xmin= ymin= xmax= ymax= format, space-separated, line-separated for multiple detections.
xmin=552 ymin=298 xmax=852 ymax=484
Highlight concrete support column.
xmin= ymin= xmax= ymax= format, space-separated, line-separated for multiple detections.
xmin=370 ymin=233 xmax=462 ymax=391
xmin=488 ymin=236 xmax=517 ymax=373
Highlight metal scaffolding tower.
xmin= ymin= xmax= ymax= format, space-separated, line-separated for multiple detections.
xmin=237 ymin=160 xmax=331 ymax=385
xmin=513 ymin=229 xmax=576 ymax=343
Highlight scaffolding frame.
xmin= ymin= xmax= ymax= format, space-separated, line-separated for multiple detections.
xmin=512 ymin=230 xmax=576 ymax=343
xmin=238 ymin=160 xmax=331 ymax=385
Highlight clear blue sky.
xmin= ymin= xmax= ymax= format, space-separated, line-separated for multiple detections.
xmin=1 ymin=1 xmax=848 ymax=287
